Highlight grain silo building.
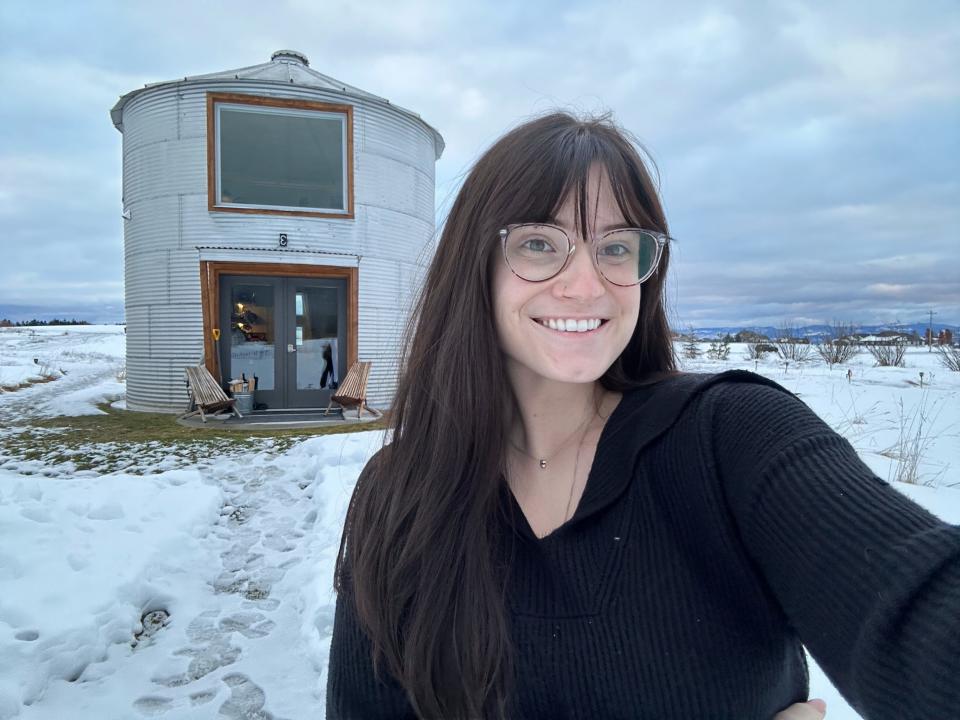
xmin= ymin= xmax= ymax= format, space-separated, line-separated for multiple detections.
xmin=110 ymin=50 xmax=444 ymax=413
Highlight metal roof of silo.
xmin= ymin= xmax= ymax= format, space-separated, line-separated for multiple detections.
xmin=110 ymin=49 xmax=444 ymax=158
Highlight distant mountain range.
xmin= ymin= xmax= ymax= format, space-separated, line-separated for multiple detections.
xmin=680 ymin=322 xmax=960 ymax=342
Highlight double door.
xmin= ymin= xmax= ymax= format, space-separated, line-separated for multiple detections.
xmin=219 ymin=275 xmax=346 ymax=409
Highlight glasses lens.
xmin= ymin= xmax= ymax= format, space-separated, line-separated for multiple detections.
xmin=595 ymin=230 xmax=659 ymax=285
xmin=504 ymin=225 xmax=570 ymax=281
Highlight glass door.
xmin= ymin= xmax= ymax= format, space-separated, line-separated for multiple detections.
xmin=220 ymin=277 xmax=283 ymax=409
xmin=219 ymin=274 xmax=347 ymax=410
xmin=285 ymin=280 xmax=346 ymax=408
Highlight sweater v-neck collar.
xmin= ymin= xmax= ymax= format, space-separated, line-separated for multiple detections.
xmin=573 ymin=370 xmax=791 ymax=526
xmin=506 ymin=371 xmax=780 ymax=541
xmin=503 ymin=374 xmax=679 ymax=541
xmin=568 ymin=377 xmax=669 ymax=524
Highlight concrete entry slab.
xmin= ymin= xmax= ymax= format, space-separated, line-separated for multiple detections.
xmin=176 ymin=407 xmax=383 ymax=431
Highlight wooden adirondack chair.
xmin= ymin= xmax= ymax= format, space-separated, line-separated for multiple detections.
xmin=324 ymin=361 xmax=376 ymax=418
xmin=182 ymin=365 xmax=242 ymax=422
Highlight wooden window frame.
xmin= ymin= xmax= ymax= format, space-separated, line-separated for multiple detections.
xmin=206 ymin=92 xmax=355 ymax=219
xmin=199 ymin=261 xmax=358 ymax=381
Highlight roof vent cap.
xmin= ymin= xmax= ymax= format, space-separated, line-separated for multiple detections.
xmin=271 ymin=49 xmax=309 ymax=66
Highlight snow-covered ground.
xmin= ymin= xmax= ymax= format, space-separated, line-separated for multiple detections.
xmin=0 ymin=325 xmax=126 ymax=418
xmin=678 ymin=342 xmax=958 ymax=490
xmin=0 ymin=326 xmax=957 ymax=719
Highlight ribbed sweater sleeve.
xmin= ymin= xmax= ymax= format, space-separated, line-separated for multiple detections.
xmin=709 ymin=382 xmax=960 ymax=720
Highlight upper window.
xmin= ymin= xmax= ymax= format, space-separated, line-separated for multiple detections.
xmin=207 ymin=94 xmax=354 ymax=218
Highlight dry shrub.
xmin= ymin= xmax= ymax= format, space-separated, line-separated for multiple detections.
xmin=936 ymin=344 xmax=960 ymax=372
xmin=867 ymin=342 xmax=907 ymax=368
xmin=815 ymin=322 xmax=860 ymax=366
xmin=776 ymin=323 xmax=813 ymax=362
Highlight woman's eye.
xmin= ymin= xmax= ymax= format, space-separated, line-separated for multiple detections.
xmin=600 ymin=243 xmax=630 ymax=257
xmin=521 ymin=237 xmax=555 ymax=253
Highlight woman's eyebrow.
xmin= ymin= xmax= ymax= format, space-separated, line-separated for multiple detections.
xmin=546 ymin=218 xmax=635 ymax=234
xmin=597 ymin=221 xmax=634 ymax=232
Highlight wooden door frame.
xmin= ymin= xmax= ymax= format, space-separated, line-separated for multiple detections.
xmin=199 ymin=261 xmax=358 ymax=383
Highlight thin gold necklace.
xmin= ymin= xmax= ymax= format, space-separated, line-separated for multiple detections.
xmin=563 ymin=415 xmax=594 ymax=522
xmin=509 ymin=401 xmax=597 ymax=470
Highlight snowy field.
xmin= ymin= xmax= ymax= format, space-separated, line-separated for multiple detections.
xmin=1 ymin=325 xmax=957 ymax=719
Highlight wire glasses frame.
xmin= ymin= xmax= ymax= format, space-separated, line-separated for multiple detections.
xmin=498 ymin=223 xmax=671 ymax=287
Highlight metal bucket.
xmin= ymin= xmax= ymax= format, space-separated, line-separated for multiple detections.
xmin=233 ymin=391 xmax=254 ymax=415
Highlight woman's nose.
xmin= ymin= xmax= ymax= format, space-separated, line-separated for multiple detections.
xmin=553 ymin=242 xmax=605 ymax=300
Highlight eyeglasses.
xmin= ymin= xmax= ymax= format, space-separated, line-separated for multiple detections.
xmin=499 ymin=223 xmax=670 ymax=286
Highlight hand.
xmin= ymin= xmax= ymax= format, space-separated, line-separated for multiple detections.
xmin=773 ymin=699 xmax=827 ymax=719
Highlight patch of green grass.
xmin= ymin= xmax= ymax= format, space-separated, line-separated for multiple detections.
xmin=1 ymin=403 xmax=390 ymax=476
xmin=32 ymin=403 xmax=389 ymax=443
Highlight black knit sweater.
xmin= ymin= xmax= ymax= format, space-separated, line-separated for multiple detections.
xmin=326 ymin=371 xmax=960 ymax=719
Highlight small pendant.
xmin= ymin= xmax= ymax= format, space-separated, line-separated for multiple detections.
xmin=539 ymin=459 xmax=547 ymax=469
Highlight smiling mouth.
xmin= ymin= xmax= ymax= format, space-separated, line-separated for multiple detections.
xmin=534 ymin=318 xmax=609 ymax=333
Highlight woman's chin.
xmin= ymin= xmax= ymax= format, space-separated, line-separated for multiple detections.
xmin=508 ymin=360 xmax=610 ymax=387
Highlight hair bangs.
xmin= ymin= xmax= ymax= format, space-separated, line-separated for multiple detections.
xmin=543 ymin=124 xmax=666 ymax=243
xmin=490 ymin=129 xmax=587 ymax=231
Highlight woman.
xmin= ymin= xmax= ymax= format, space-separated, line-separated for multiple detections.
xmin=327 ymin=113 xmax=959 ymax=719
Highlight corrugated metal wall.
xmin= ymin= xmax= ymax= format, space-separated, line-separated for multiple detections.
xmin=120 ymin=80 xmax=438 ymax=412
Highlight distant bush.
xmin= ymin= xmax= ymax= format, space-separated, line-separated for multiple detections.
xmin=776 ymin=323 xmax=812 ymax=362
xmin=815 ymin=322 xmax=860 ymax=366
xmin=746 ymin=342 xmax=778 ymax=359
xmin=936 ymin=344 xmax=960 ymax=372
xmin=868 ymin=341 xmax=907 ymax=368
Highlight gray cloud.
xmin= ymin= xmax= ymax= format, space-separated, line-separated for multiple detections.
xmin=1 ymin=0 xmax=957 ymax=327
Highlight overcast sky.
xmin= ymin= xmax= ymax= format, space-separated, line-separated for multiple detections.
xmin=1 ymin=0 xmax=957 ymax=328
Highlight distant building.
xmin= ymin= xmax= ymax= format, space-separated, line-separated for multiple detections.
xmin=111 ymin=50 xmax=444 ymax=413
xmin=734 ymin=330 xmax=770 ymax=343
xmin=856 ymin=331 xmax=913 ymax=346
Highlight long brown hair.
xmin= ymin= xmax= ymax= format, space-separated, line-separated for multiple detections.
xmin=335 ymin=111 xmax=675 ymax=718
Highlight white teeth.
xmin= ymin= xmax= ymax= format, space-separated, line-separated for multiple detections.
xmin=538 ymin=318 xmax=603 ymax=333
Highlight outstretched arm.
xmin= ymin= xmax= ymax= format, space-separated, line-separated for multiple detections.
xmin=711 ymin=381 xmax=960 ymax=720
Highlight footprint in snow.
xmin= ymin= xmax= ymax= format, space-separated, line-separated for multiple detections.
xmin=153 ymin=637 xmax=241 ymax=687
xmin=133 ymin=695 xmax=173 ymax=716
xmin=186 ymin=609 xmax=221 ymax=643
xmin=190 ymin=688 xmax=218 ymax=705
xmin=218 ymin=611 xmax=275 ymax=639
xmin=262 ymin=531 xmax=296 ymax=552
xmin=219 ymin=673 xmax=290 ymax=720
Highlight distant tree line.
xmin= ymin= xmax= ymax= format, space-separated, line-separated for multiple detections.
xmin=0 ymin=318 xmax=91 ymax=327
xmin=674 ymin=321 xmax=959 ymax=372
